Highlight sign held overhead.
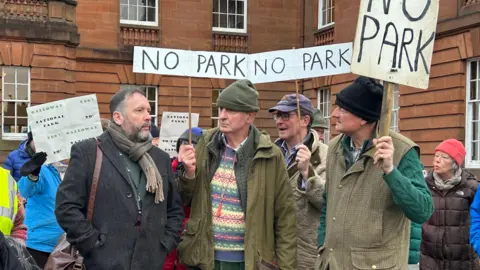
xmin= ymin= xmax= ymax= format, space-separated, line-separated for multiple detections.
xmin=351 ymin=0 xmax=439 ymax=89
xmin=133 ymin=43 xmax=353 ymax=84
xmin=27 ymin=94 xmax=103 ymax=164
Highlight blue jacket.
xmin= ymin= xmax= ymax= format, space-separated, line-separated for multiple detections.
xmin=3 ymin=140 xmax=31 ymax=181
xmin=18 ymin=164 xmax=63 ymax=253
xmin=470 ymin=189 xmax=480 ymax=255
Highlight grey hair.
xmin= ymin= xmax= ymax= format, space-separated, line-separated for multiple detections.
xmin=109 ymin=87 xmax=146 ymax=118
xmin=452 ymin=160 xmax=460 ymax=175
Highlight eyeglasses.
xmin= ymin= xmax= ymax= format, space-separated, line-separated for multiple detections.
xmin=273 ymin=112 xmax=298 ymax=121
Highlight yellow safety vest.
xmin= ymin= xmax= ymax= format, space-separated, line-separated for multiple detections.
xmin=0 ymin=168 xmax=18 ymax=236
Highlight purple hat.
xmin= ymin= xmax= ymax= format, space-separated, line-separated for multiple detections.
xmin=268 ymin=94 xmax=316 ymax=116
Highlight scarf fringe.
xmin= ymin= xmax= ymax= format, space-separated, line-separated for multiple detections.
xmin=145 ymin=166 xmax=165 ymax=203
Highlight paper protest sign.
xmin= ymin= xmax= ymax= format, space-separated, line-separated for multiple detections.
xmin=159 ymin=112 xmax=199 ymax=157
xmin=133 ymin=43 xmax=352 ymax=84
xmin=27 ymin=94 xmax=103 ymax=163
xmin=351 ymin=0 xmax=439 ymax=89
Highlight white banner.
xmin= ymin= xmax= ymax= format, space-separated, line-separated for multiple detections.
xmin=351 ymin=0 xmax=439 ymax=89
xmin=133 ymin=43 xmax=352 ymax=83
xmin=27 ymin=94 xmax=103 ymax=163
xmin=159 ymin=112 xmax=199 ymax=158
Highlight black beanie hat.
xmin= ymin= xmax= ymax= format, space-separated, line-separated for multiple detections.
xmin=335 ymin=76 xmax=384 ymax=122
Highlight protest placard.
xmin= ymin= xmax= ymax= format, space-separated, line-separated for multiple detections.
xmin=159 ymin=112 xmax=199 ymax=157
xmin=27 ymin=94 xmax=103 ymax=163
xmin=133 ymin=43 xmax=352 ymax=84
xmin=351 ymin=0 xmax=439 ymax=89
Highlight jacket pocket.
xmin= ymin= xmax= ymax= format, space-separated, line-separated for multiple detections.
xmin=350 ymin=247 xmax=397 ymax=270
xmin=256 ymin=258 xmax=279 ymax=270
xmin=178 ymin=218 xmax=203 ymax=267
xmin=255 ymin=250 xmax=279 ymax=270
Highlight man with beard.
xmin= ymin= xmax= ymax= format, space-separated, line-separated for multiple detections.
xmin=55 ymin=88 xmax=184 ymax=269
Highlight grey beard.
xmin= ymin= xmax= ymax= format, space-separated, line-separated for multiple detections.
xmin=128 ymin=128 xmax=152 ymax=143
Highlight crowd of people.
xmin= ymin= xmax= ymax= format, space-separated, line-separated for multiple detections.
xmin=0 ymin=77 xmax=480 ymax=269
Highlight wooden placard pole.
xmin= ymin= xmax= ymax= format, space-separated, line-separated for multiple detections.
xmin=377 ymin=81 xmax=397 ymax=137
xmin=295 ymin=79 xmax=301 ymax=120
xmin=188 ymin=76 xmax=192 ymax=145
xmin=293 ymin=47 xmax=301 ymax=120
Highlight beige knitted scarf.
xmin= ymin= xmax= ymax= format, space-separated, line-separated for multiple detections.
xmin=107 ymin=123 xmax=164 ymax=203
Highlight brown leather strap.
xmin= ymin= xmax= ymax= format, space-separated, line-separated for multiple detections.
xmin=87 ymin=139 xmax=102 ymax=221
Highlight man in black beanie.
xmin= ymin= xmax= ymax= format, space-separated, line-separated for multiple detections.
xmin=316 ymin=76 xmax=433 ymax=270
xmin=177 ymin=79 xmax=297 ymax=270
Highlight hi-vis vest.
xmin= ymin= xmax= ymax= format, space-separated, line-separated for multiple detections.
xmin=0 ymin=168 xmax=18 ymax=236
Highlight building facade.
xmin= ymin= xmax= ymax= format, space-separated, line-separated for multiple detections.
xmin=0 ymin=0 xmax=304 ymax=160
xmin=0 ymin=0 xmax=479 ymax=172
xmin=302 ymin=0 xmax=480 ymax=171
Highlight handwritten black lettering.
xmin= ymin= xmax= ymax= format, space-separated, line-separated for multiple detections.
xmin=377 ymin=22 xmax=398 ymax=68
xmin=311 ymin=52 xmax=323 ymax=71
xmin=234 ymin=56 xmax=246 ymax=77
xmin=325 ymin=50 xmax=336 ymax=69
xmin=142 ymin=50 xmax=159 ymax=70
xmin=367 ymin=0 xmax=392 ymax=14
xmin=303 ymin=53 xmax=312 ymax=71
xmin=255 ymin=59 xmax=267 ymax=75
xmin=414 ymin=30 xmax=435 ymax=74
xmin=220 ymin=55 xmax=231 ymax=75
xmin=357 ymin=15 xmax=380 ymax=63
xmin=164 ymin=52 xmax=179 ymax=70
xmin=403 ymin=0 xmax=431 ymax=22
xmin=205 ymin=55 xmax=218 ymax=75
xmin=271 ymin=57 xmax=286 ymax=74
xmin=197 ymin=55 xmax=207 ymax=72
xmin=339 ymin=48 xmax=351 ymax=66
xmin=399 ymin=28 xmax=414 ymax=71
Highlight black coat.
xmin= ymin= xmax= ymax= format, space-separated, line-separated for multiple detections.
xmin=55 ymin=132 xmax=184 ymax=270
xmin=0 ymin=231 xmax=40 ymax=270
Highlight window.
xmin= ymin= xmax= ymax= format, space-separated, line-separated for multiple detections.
xmin=211 ymin=89 xmax=222 ymax=127
xmin=2 ymin=67 xmax=30 ymax=140
xmin=120 ymin=85 xmax=158 ymax=125
xmin=318 ymin=0 xmax=334 ymax=29
xmin=120 ymin=0 xmax=158 ymax=26
xmin=390 ymin=88 xmax=400 ymax=132
xmin=466 ymin=59 xmax=480 ymax=168
xmin=213 ymin=0 xmax=247 ymax=33
xmin=317 ymin=88 xmax=331 ymax=143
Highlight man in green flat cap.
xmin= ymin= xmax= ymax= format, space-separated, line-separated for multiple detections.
xmin=311 ymin=109 xmax=329 ymax=143
xmin=177 ymin=79 xmax=297 ymax=270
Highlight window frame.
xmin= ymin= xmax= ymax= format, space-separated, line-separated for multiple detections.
xmin=120 ymin=0 xmax=159 ymax=27
xmin=317 ymin=88 xmax=331 ymax=144
xmin=318 ymin=0 xmax=335 ymax=30
xmin=120 ymin=85 xmax=159 ymax=126
xmin=212 ymin=0 xmax=248 ymax=33
xmin=390 ymin=87 xmax=400 ymax=132
xmin=211 ymin=89 xmax=222 ymax=127
xmin=466 ymin=58 xmax=480 ymax=168
xmin=1 ymin=66 xmax=30 ymax=141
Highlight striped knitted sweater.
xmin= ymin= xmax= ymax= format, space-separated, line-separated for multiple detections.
xmin=211 ymin=146 xmax=245 ymax=262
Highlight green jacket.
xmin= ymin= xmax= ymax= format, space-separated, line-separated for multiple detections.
xmin=178 ymin=126 xmax=297 ymax=270
xmin=409 ymin=222 xmax=421 ymax=264
xmin=316 ymin=131 xmax=433 ymax=270
xmin=275 ymin=130 xmax=327 ymax=269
